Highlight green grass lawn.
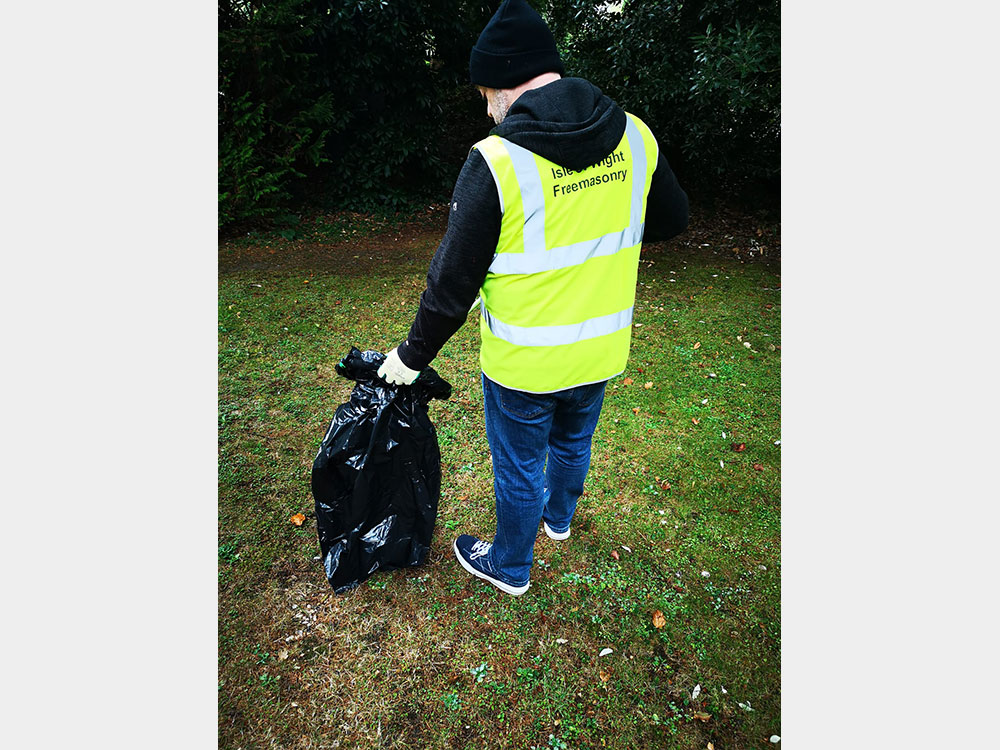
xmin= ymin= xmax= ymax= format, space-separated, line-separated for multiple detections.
xmin=219 ymin=208 xmax=780 ymax=749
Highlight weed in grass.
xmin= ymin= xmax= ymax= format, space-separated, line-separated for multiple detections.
xmin=516 ymin=666 xmax=536 ymax=684
xmin=653 ymin=702 xmax=683 ymax=735
xmin=641 ymin=482 xmax=662 ymax=498
xmin=561 ymin=572 xmax=594 ymax=586
xmin=470 ymin=662 xmax=489 ymax=683
xmin=408 ymin=574 xmax=430 ymax=592
xmin=530 ymin=734 xmax=568 ymax=750
xmin=485 ymin=680 xmax=509 ymax=696
xmin=257 ymin=673 xmax=278 ymax=689
xmin=441 ymin=692 xmax=461 ymax=711
xmin=438 ymin=423 xmax=459 ymax=446
xmin=252 ymin=644 xmax=270 ymax=665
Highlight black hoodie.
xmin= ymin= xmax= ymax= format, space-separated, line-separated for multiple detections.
xmin=396 ymin=77 xmax=688 ymax=372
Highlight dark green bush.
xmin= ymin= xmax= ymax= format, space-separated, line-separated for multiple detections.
xmin=544 ymin=0 xmax=779 ymax=197
xmin=219 ymin=0 xmax=333 ymax=226
xmin=218 ymin=0 xmax=779 ymax=228
xmin=219 ymin=0 xmax=494 ymax=227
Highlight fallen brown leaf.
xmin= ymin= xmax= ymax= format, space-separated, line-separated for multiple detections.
xmin=692 ymin=711 xmax=712 ymax=722
xmin=691 ymin=418 xmax=700 ymax=425
xmin=611 ymin=550 xmax=620 ymax=561
xmin=644 ymin=382 xmax=653 ymax=389
xmin=623 ymin=377 xmax=634 ymax=385
xmin=753 ymin=463 xmax=765 ymax=471
xmin=599 ymin=669 xmax=610 ymax=684
xmin=652 ymin=610 xmax=666 ymax=629
xmin=290 ymin=513 xmax=306 ymax=526
xmin=693 ymin=342 xmax=701 ymax=350
xmin=633 ymin=407 xmax=641 ymax=414
xmin=731 ymin=442 xmax=746 ymax=452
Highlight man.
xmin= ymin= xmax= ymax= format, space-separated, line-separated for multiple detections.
xmin=377 ymin=0 xmax=688 ymax=595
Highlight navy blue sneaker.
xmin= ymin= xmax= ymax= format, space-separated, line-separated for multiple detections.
xmin=452 ymin=535 xmax=530 ymax=596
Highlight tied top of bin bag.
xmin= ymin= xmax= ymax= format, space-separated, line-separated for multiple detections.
xmin=335 ymin=347 xmax=452 ymax=407
xmin=312 ymin=347 xmax=451 ymax=594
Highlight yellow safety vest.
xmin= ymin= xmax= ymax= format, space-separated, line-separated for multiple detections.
xmin=472 ymin=111 xmax=659 ymax=393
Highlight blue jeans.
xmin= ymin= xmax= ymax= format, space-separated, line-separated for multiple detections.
xmin=481 ymin=373 xmax=608 ymax=586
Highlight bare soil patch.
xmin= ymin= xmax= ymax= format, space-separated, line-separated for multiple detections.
xmin=219 ymin=202 xmax=779 ymax=278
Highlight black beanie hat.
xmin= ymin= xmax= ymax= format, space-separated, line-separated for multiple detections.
xmin=469 ymin=0 xmax=565 ymax=89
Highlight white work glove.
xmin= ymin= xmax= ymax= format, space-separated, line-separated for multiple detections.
xmin=377 ymin=347 xmax=420 ymax=386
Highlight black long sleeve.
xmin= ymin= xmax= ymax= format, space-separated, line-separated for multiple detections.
xmin=643 ymin=151 xmax=689 ymax=243
xmin=396 ymin=150 xmax=500 ymax=371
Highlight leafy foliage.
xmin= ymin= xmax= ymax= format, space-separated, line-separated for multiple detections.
xmin=218 ymin=0 xmax=779 ymax=227
xmin=219 ymin=0 xmax=492 ymax=227
xmin=543 ymin=0 xmax=779 ymax=197
xmin=219 ymin=0 xmax=336 ymax=225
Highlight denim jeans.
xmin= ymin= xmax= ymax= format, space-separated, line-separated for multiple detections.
xmin=480 ymin=373 xmax=608 ymax=586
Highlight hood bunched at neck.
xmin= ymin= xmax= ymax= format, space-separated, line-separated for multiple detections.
xmin=492 ymin=77 xmax=628 ymax=172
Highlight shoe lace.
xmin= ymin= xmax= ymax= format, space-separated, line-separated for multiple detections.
xmin=470 ymin=540 xmax=491 ymax=560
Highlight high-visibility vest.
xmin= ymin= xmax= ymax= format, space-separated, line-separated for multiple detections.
xmin=472 ymin=111 xmax=659 ymax=393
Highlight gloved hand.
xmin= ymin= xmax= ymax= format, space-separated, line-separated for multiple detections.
xmin=377 ymin=347 xmax=420 ymax=385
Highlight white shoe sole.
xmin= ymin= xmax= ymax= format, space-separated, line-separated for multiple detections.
xmin=543 ymin=521 xmax=570 ymax=540
xmin=452 ymin=539 xmax=530 ymax=596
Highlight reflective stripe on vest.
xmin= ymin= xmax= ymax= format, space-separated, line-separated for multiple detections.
xmin=473 ymin=112 xmax=659 ymax=393
xmin=487 ymin=115 xmax=649 ymax=275
xmin=482 ymin=301 xmax=635 ymax=348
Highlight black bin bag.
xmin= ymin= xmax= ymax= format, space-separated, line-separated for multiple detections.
xmin=311 ymin=347 xmax=452 ymax=593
